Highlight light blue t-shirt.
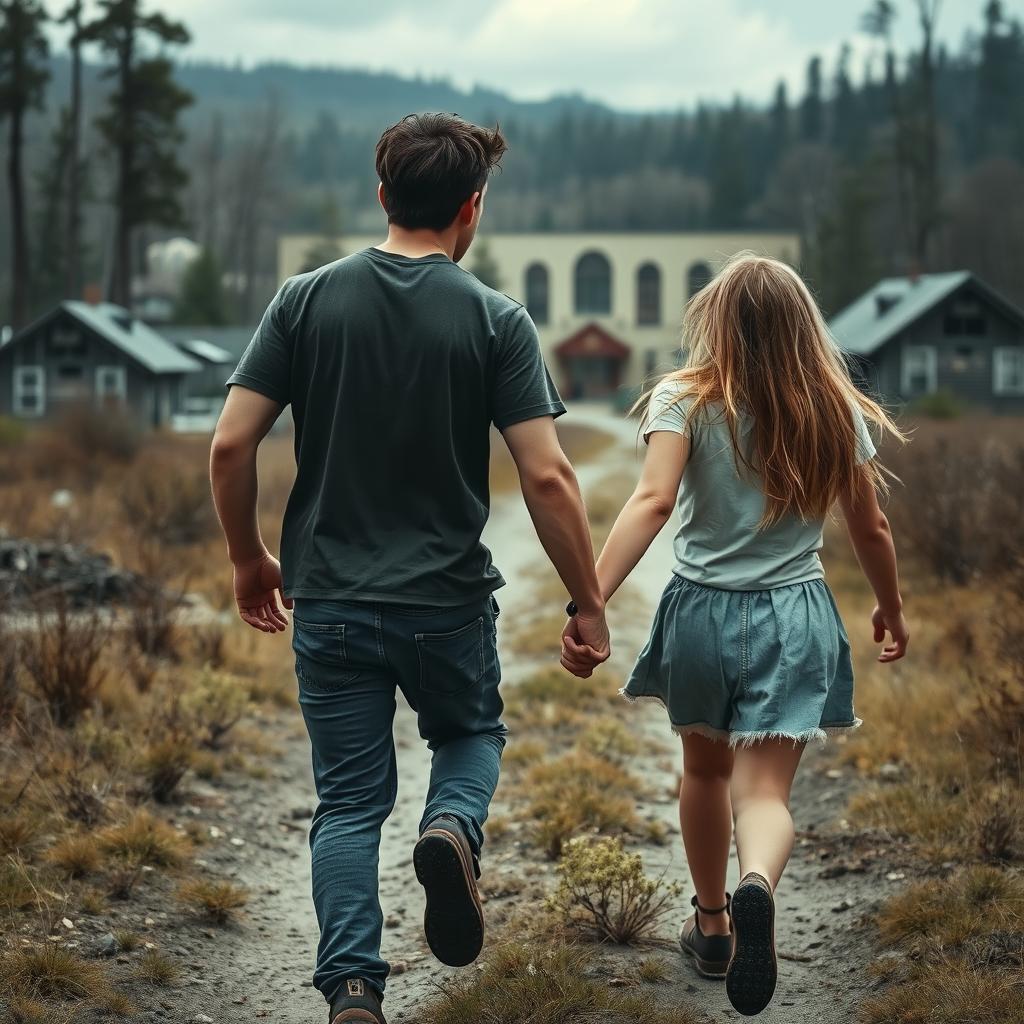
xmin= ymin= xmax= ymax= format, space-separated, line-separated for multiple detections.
xmin=645 ymin=380 xmax=876 ymax=590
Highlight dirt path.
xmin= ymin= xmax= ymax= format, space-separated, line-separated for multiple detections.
xmin=190 ymin=406 xmax=890 ymax=1023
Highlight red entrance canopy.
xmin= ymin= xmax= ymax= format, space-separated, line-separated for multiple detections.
xmin=554 ymin=322 xmax=632 ymax=360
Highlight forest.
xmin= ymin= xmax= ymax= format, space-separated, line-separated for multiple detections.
xmin=1 ymin=0 xmax=1023 ymax=329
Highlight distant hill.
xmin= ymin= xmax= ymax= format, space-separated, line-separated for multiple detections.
xmin=46 ymin=55 xmax=620 ymax=132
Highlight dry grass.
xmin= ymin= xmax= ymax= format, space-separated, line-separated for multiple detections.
xmin=637 ymin=956 xmax=671 ymax=983
xmin=524 ymin=751 xmax=643 ymax=858
xmin=833 ymin=419 xmax=1024 ymax=1016
xmin=134 ymin=949 xmax=179 ymax=986
xmin=97 ymin=811 xmax=188 ymax=868
xmin=420 ymin=942 xmax=701 ymax=1024
xmin=46 ymin=834 xmax=102 ymax=878
xmin=177 ymin=878 xmax=249 ymax=923
xmin=0 ymin=944 xmax=110 ymax=1002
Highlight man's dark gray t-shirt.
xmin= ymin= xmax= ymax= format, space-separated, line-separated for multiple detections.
xmin=227 ymin=247 xmax=565 ymax=606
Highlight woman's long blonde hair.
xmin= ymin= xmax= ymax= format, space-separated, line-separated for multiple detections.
xmin=649 ymin=252 xmax=904 ymax=527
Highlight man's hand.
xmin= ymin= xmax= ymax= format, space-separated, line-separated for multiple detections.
xmin=872 ymin=605 xmax=908 ymax=663
xmin=234 ymin=552 xmax=293 ymax=633
xmin=560 ymin=610 xmax=611 ymax=678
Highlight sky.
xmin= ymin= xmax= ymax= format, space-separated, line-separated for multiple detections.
xmin=54 ymin=0 xmax=1020 ymax=110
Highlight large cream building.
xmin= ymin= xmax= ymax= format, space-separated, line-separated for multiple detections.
xmin=278 ymin=232 xmax=801 ymax=398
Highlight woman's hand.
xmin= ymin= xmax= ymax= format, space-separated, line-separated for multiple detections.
xmin=872 ymin=605 xmax=908 ymax=662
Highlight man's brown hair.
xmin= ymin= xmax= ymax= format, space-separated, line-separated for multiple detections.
xmin=375 ymin=113 xmax=507 ymax=231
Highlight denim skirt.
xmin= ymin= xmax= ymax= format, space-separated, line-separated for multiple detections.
xmin=623 ymin=574 xmax=860 ymax=746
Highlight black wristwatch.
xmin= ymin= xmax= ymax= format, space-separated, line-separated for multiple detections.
xmin=566 ymin=600 xmax=578 ymax=616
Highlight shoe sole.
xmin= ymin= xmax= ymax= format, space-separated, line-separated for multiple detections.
xmin=679 ymin=940 xmax=729 ymax=980
xmin=726 ymin=882 xmax=777 ymax=1016
xmin=413 ymin=829 xmax=485 ymax=967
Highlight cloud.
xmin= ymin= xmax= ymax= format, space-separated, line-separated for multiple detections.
xmin=54 ymin=0 xmax=989 ymax=111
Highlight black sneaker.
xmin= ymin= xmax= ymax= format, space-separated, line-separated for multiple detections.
xmin=726 ymin=872 xmax=777 ymax=1016
xmin=329 ymin=979 xmax=386 ymax=1024
xmin=679 ymin=894 xmax=732 ymax=979
xmin=413 ymin=814 xmax=485 ymax=967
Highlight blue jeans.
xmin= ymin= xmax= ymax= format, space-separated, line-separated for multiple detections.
xmin=291 ymin=595 xmax=506 ymax=1003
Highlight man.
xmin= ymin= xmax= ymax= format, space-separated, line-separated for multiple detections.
xmin=210 ymin=113 xmax=610 ymax=1024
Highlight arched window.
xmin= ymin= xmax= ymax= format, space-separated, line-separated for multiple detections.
xmin=574 ymin=251 xmax=612 ymax=315
xmin=687 ymin=261 xmax=713 ymax=298
xmin=524 ymin=263 xmax=549 ymax=326
xmin=636 ymin=262 xmax=661 ymax=325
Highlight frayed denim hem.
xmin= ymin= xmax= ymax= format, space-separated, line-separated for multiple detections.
xmin=619 ymin=689 xmax=862 ymax=748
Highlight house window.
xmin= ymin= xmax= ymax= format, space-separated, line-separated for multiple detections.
xmin=901 ymin=345 xmax=937 ymax=396
xmin=636 ymin=263 xmax=661 ymax=325
xmin=574 ymin=251 xmax=612 ymax=315
xmin=525 ymin=263 xmax=550 ymax=326
xmin=993 ymin=348 xmax=1024 ymax=396
xmin=13 ymin=366 xmax=45 ymax=417
xmin=687 ymin=261 xmax=713 ymax=298
xmin=944 ymin=314 xmax=986 ymax=336
xmin=95 ymin=365 xmax=127 ymax=407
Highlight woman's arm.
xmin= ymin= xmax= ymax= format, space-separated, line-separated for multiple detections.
xmin=837 ymin=467 xmax=909 ymax=662
xmin=595 ymin=430 xmax=690 ymax=602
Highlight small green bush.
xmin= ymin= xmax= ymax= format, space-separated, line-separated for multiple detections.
xmin=0 ymin=415 xmax=27 ymax=447
xmin=908 ymin=389 xmax=966 ymax=420
xmin=546 ymin=836 xmax=683 ymax=944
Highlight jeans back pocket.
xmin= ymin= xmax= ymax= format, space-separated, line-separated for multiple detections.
xmin=415 ymin=617 xmax=485 ymax=696
xmin=293 ymin=618 xmax=351 ymax=690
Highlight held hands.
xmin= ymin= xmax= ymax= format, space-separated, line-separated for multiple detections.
xmin=872 ymin=605 xmax=909 ymax=662
xmin=233 ymin=551 xmax=293 ymax=633
xmin=560 ymin=610 xmax=612 ymax=678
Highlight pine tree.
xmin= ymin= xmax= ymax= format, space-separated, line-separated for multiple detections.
xmin=61 ymin=0 xmax=85 ymax=299
xmin=84 ymin=0 xmax=192 ymax=308
xmin=769 ymin=81 xmax=790 ymax=164
xmin=0 ymin=0 xmax=50 ymax=329
xmin=469 ymin=241 xmax=502 ymax=291
xmin=173 ymin=248 xmax=227 ymax=326
xmin=800 ymin=56 xmax=824 ymax=143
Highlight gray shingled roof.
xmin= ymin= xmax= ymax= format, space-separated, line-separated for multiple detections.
xmin=829 ymin=271 xmax=972 ymax=356
xmin=62 ymin=301 xmax=201 ymax=374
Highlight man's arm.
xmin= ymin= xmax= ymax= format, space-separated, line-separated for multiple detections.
xmin=501 ymin=416 xmax=610 ymax=673
xmin=209 ymin=386 xmax=292 ymax=634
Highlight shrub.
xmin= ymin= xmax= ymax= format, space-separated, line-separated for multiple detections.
xmin=19 ymin=596 xmax=110 ymax=727
xmin=177 ymin=878 xmax=248 ymax=923
xmin=525 ymin=751 xmax=642 ymax=858
xmin=140 ymin=736 xmax=193 ymax=803
xmin=181 ymin=669 xmax=249 ymax=749
xmin=547 ymin=836 xmax=683 ymax=944
xmin=118 ymin=457 xmax=217 ymax=546
xmin=908 ymin=389 xmax=966 ymax=420
xmin=0 ymin=414 xmax=27 ymax=447
xmin=0 ymin=858 xmax=40 ymax=913
xmin=886 ymin=433 xmax=1024 ymax=585
xmin=0 ymin=814 xmax=42 ymax=858
xmin=50 ymin=404 xmax=143 ymax=465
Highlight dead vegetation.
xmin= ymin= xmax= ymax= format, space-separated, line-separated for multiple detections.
xmin=835 ymin=418 xmax=1024 ymax=1019
xmin=420 ymin=942 xmax=701 ymax=1024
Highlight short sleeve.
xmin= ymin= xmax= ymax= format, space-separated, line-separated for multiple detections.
xmin=851 ymin=404 xmax=877 ymax=465
xmin=491 ymin=306 xmax=566 ymax=431
xmin=643 ymin=380 xmax=691 ymax=443
xmin=226 ymin=284 xmax=293 ymax=406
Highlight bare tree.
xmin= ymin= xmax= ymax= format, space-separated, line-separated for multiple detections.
xmin=61 ymin=0 xmax=84 ymax=300
xmin=225 ymin=96 xmax=285 ymax=322
xmin=0 ymin=0 xmax=50 ymax=329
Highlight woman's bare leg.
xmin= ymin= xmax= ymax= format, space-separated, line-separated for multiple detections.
xmin=730 ymin=739 xmax=805 ymax=888
xmin=680 ymin=733 xmax=734 ymax=936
